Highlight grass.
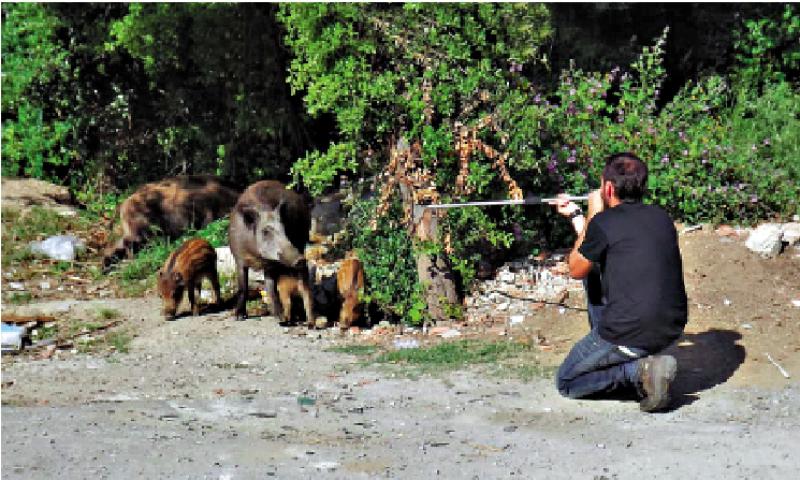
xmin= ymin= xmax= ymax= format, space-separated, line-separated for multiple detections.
xmin=95 ymin=307 xmax=120 ymax=320
xmin=5 ymin=291 xmax=33 ymax=304
xmin=327 ymin=338 xmax=554 ymax=380
xmin=106 ymin=331 xmax=132 ymax=353
xmin=30 ymin=324 xmax=58 ymax=343
xmin=376 ymin=339 xmax=529 ymax=367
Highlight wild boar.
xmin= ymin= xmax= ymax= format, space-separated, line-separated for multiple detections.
xmin=337 ymin=257 xmax=365 ymax=330
xmin=157 ymin=238 xmax=221 ymax=320
xmin=229 ymin=180 xmax=314 ymax=324
xmin=103 ymin=175 xmax=240 ymax=271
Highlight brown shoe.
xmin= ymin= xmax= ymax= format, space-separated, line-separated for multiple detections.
xmin=638 ymin=355 xmax=677 ymax=412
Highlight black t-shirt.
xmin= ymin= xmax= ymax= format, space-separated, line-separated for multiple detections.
xmin=578 ymin=202 xmax=688 ymax=351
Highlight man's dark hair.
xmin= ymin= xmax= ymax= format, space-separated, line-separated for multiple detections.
xmin=602 ymin=152 xmax=648 ymax=202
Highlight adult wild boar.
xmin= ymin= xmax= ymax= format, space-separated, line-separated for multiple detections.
xmin=229 ymin=180 xmax=314 ymax=324
xmin=103 ymin=175 xmax=240 ymax=271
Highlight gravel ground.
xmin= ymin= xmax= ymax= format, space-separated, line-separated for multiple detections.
xmin=2 ymin=296 xmax=799 ymax=479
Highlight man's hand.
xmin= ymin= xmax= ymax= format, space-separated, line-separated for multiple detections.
xmin=586 ymin=188 xmax=604 ymax=221
xmin=551 ymin=194 xmax=581 ymax=218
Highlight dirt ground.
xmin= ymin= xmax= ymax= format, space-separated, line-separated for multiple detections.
xmin=2 ymin=215 xmax=800 ymax=477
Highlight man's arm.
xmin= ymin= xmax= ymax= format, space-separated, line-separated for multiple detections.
xmin=553 ymin=190 xmax=604 ymax=279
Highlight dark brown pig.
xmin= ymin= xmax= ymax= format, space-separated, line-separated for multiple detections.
xmin=337 ymin=257 xmax=365 ymax=330
xmin=157 ymin=238 xmax=221 ymax=320
xmin=103 ymin=175 xmax=240 ymax=271
xmin=229 ymin=180 xmax=314 ymax=324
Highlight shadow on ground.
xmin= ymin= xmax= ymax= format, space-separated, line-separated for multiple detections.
xmin=580 ymin=328 xmax=746 ymax=410
xmin=663 ymin=329 xmax=746 ymax=409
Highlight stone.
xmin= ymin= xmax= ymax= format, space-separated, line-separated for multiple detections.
xmin=781 ymin=222 xmax=800 ymax=246
xmin=498 ymin=270 xmax=515 ymax=283
xmin=215 ymin=246 xmax=264 ymax=282
xmin=314 ymin=316 xmax=329 ymax=329
xmin=745 ymin=223 xmax=783 ymax=258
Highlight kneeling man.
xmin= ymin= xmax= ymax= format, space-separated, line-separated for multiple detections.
xmin=552 ymin=152 xmax=687 ymax=412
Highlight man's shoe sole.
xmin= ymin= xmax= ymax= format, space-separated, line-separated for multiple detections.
xmin=640 ymin=355 xmax=677 ymax=412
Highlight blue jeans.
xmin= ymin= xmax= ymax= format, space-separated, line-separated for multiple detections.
xmin=555 ymin=271 xmax=648 ymax=399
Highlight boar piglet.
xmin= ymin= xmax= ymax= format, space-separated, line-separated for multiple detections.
xmin=276 ymin=270 xmax=316 ymax=326
xmin=158 ymin=238 xmax=221 ymax=320
xmin=337 ymin=257 xmax=365 ymax=330
xmin=229 ymin=180 xmax=314 ymax=324
xmin=103 ymin=175 xmax=240 ymax=271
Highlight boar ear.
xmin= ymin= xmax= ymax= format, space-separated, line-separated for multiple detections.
xmin=173 ymin=272 xmax=184 ymax=286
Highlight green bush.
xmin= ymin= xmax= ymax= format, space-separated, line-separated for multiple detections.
xmin=346 ymin=197 xmax=427 ymax=325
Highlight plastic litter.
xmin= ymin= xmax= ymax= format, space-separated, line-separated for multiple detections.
xmin=2 ymin=323 xmax=26 ymax=352
xmin=439 ymin=329 xmax=461 ymax=339
xmin=393 ymin=338 xmax=420 ymax=349
xmin=29 ymin=235 xmax=85 ymax=261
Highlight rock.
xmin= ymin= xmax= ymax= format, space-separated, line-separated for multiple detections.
xmin=314 ymin=316 xmax=329 ymax=329
xmin=745 ymin=224 xmax=783 ymax=258
xmin=510 ymin=315 xmax=524 ymax=325
xmin=498 ymin=270 xmax=515 ymax=283
xmin=781 ymin=223 xmax=800 ymax=246
xmin=215 ymin=246 xmax=264 ymax=282
xmin=1 ymin=177 xmax=76 ymax=215
xmin=310 ymin=194 xmax=344 ymax=238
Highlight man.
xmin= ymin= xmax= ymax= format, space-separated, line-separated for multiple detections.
xmin=551 ymin=152 xmax=688 ymax=412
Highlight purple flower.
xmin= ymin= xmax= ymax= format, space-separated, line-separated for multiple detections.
xmin=566 ymin=102 xmax=577 ymax=115
xmin=569 ymin=88 xmax=576 ymax=96
xmin=534 ymin=94 xmax=542 ymax=104
xmin=586 ymin=105 xmax=594 ymax=114
xmin=763 ymin=138 xmax=771 ymax=146
xmin=682 ymin=149 xmax=689 ymax=156
xmin=750 ymin=195 xmax=758 ymax=203
xmin=567 ymin=155 xmax=576 ymax=164
xmin=661 ymin=154 xmax=669 ymax=165
xmin=589 ymin=88 xmax=596 ymax=95
xmin=678 ymin=131 xmax=687 ymax=141
xmin=701 ymin=158 xmax=708 ymax=164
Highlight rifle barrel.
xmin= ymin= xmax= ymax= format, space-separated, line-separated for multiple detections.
xmin=422 ymin=195 xmax=589 ymax=210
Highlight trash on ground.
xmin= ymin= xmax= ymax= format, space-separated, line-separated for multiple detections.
xmin=510 ymin=315 xmax=525 ymax=325
xmin=791 ymin=300 xmax=800 ymax=308
xmin=2 ymin=323 xmax=26 ymax=352
xmin=393 ymin=338 xmax=420 ymax=349
xmin=765 ymin=353 xmax=790 ymax=379
xmin=29 ymin=235 xmax=85 ymax=261
xmin=297 ymin=396 xmax=316 ymax=407
xmin=440 ymin=329 xmax=462 ymax=339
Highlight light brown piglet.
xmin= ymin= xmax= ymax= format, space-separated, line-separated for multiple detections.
xmin=157 ymin=238 xmax=221 ymax=320
xmin=337 ymin=257 xmax=365 ymax=330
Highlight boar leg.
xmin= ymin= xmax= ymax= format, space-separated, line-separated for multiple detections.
xmin=263 ymin=274 xmax=283 ymax=322
xmin=208 ymin=268 xmax=222 ymax=307
xmin=235 ymin=263 xmax=249 ymax=320
xmin=298 ymin=272 xmax=316 ymax=329
xmin=187 ymin=279 xmax=199 ymax=317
